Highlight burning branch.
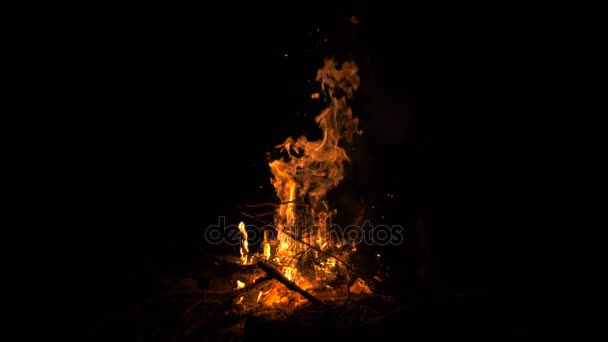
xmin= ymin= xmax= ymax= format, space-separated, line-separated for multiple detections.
xmin=257 ymin=260 xmax=323 ymax=305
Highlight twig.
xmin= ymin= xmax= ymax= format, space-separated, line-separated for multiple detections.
xmin=252 ymin=212 xmax=275 ymax=217
xmin=244 ymin=201 xmax=297 ymax=208
xmin=205 ymin=254 xmax=259 ymax=271
xmin=257 ymin=260 xmax=323 ymax=305
xmin=239 ymin=212 xmax=274 ymax=226
xmin=180 ymin=277 xmax=272 ymax=323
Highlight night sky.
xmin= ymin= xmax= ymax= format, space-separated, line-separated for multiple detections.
xmin=29 ymin=2 xmax=599 ymax=339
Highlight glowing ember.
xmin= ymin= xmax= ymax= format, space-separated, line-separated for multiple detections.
xmin=236 ymin=280 xmax=245 ymax=290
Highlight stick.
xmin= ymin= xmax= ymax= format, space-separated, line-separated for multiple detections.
xmin=181 ymin=276 xmax=273 ymax=323
xmin=256 ymin=260 xmax=323 ymax=305
xmin=239 ymin=212 xmax=274 ymax=226
xmin=244 ymin=200 xmax=297 ymax=208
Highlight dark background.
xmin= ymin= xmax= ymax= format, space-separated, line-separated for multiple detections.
xmin=28 ymin=1 xmax=600 ymax=339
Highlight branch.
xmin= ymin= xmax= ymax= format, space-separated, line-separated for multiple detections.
xmin=257 ymin=260 xmax=323 ymax=305
xmin=244 ymin=200 xmax=297 ymax=208
xmin=239 ymin=212 xmax=274 ymax=226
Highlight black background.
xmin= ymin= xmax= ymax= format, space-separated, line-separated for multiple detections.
xmin=28 ymin=1 xmax=601 ymax=339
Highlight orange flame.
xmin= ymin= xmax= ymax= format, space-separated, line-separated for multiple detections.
xmin=267 ymin=59 xmax=361 ymax=288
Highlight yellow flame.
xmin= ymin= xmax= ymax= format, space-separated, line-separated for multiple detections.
xmin=256 ymin=289 xmax=271 ymax=303
xmin=238 ymin=221 xmax=248 ymax=265
xmin=236 ymin=280 xmax=245 ymax=289
xmin=286 ymin=182 xmax=296 ymax=226
xmin=284 ymin=267 xmax=294 ymax=281
xmin=263 ymin=243 xmax=271 ymax=260
xmin=261 ymin=230 xmax=272 ymax=260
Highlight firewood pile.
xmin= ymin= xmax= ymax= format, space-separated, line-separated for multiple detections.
xmin=106 ymin=252 xmax=396 ymax=341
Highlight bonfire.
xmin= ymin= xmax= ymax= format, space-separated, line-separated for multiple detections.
xmin=181 ymin=59 xmax=394 ymax=338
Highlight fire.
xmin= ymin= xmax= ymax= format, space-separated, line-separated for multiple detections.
xmin=283 ymin=267 xmax=294 ymax=281
xmin=265 ymin=59 xmax=361 ymax=290
xmin=233 ymin=60 xmax=363 ymax=309
xmin=261 ymin=229 xmax=272 ymax=260
xmin=256 ymin=289 xmax=271 ymax=303
xmin=238 ymin=221 xmax=248 ymax=265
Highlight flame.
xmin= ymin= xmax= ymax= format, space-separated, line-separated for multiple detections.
xmin=238 ymin=221 xmax=249 ymax=265
xmin=236 ymin=280 xmax=245 ymax=290
xmin=235 ymin=60 xmax=362 ymax=308
xmin=256 ymin=289 xmax=271 ymax=303
xmin=263 ymin=243 xmax=271 ymax=260
xmin=349 ymin=278 xmax=372 ymax=295
xmin=266 ymin=59 xmax=361 ymax=289
xmin=284 ymin=266 xmax=294 ymax=281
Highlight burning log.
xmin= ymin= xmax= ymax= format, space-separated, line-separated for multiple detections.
xmin=257 ymin=260 xmax=324 ymax=305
